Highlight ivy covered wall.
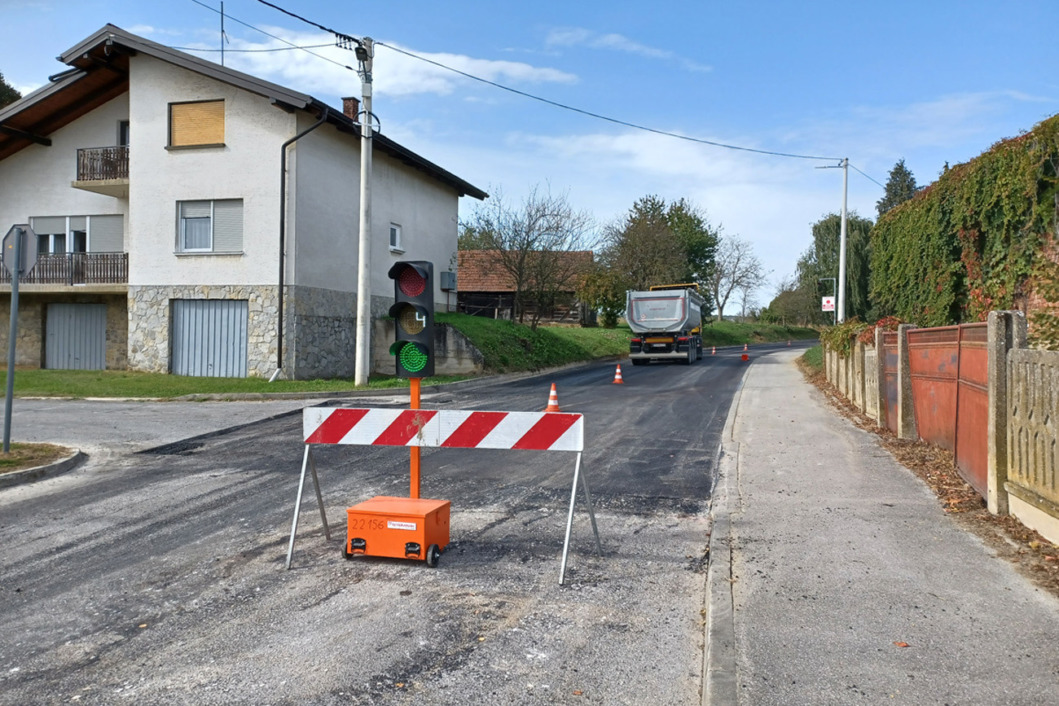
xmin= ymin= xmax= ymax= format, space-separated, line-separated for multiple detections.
xmin=869 ymin=115 xmax=1059 ymax=338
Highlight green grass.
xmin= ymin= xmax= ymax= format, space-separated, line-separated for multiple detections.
xmin=1 ymin=314 xmax=818 ymax=398
xmin=0 ymin=368 xmax=468 ymax=399
xmin=801 ymin=345 xmax=824 ymax=371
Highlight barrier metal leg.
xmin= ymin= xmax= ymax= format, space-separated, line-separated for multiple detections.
xmin=308 ymin=448 xmax=330 ymax=541
xmin=560 ymin=451 xmax=587 ymax=585
xmin=578 ymin=459 xmax=602 ymax=556
xmin=285 ymin=446 xmax=312 ymax=570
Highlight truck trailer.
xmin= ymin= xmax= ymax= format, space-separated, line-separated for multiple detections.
xmin=625 ymin=285 xmax=705 ymax=365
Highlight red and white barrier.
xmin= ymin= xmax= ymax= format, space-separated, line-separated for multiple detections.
xmin=289 ymin=406 xmax=599 ymax=583
xmin=303 ymin=408 xmax=584 ymax=452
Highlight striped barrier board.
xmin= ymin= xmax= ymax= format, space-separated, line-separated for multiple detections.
xmin=303 ymin=408 xmax=584 ymax=452
xmin=288 ymin=406 xmax=600 ymax=584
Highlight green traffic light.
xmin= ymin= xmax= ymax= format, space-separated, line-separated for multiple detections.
xmin=399 ymin=342 xmax=429 ymax=373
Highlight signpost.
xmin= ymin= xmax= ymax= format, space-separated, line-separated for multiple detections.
xmin=3 ymin=225 xmax=38 ymax=453
xmin=821 ymin=296 xmax=835 ymax=312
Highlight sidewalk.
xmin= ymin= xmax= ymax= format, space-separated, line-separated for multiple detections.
xmin=706 ymin=349 xmax=1059 ymax=704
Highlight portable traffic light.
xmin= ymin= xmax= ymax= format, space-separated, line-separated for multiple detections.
xmin=388 ymin=260 xmax=434 ymax=378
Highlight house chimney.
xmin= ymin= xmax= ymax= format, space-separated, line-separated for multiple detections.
xmin=342 ymin=97 xmax=360 ymax=121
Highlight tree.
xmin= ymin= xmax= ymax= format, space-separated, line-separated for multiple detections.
xmin=666 ymin=198 xmax=718 ymax=312
xmin=0 ymin=72 xmax=20 ymax=108
xmin=707 ymin=235 xmax=767 ymax=322
xmin=794 ymin=211 xmax=874 ymax=323
xmin=460 ymin=186 xmax=596 ymax=329
xmin=585 ymin=195 xmax=721 ymax=322
xmin=876 ymin=159 xmax=917 ymax=218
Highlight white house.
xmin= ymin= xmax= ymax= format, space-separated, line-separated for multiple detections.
xmin=0 ymin=25 xmax=486 ymax=379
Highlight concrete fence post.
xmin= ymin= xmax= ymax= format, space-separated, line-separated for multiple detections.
xmin=875 ymin=327 xmax=886 ymax=428
xmin=897 ymin=324 xmax=917 ymax=440
xmin=986 ymin=310 xmax=1027 ymax=515
xmin=854 ymin=339 xmax=866 ymax=413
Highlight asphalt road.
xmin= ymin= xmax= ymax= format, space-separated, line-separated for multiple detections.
xmin=0 ymin=345 xmax=801 ymax=705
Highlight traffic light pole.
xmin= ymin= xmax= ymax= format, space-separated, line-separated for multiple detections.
xmin=410 ymin=376 xmax=421 ymax=499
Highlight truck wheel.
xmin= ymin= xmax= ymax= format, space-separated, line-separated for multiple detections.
xmin=682 ymin=348 xmax=692 ymax=365
xmin=425 ymin=544 xmax=441 ymax=568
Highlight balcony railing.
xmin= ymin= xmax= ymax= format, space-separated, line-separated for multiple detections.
xmin=76 ymin=146 xmax=129 ymax=181
xmin=0 ymin=252 xmax=128 ymax=285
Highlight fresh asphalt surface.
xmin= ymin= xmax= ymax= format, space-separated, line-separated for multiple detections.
xmin=0 ymin=344 xmax=804 ymax=704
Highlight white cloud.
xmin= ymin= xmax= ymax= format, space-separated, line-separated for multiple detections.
xmin=206 ymin=29 xmax=576 ymax=100
xmin=545 ymin=27 xmax=711 ymax=73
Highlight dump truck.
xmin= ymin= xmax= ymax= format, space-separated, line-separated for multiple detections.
xmin=625 ymin=284 xmax=705 ymax=365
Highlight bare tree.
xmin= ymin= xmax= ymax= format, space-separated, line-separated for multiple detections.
xmin=708 ymin=235 xmax=767 ymax=322
xmin=461 ymin=186 xmax=596 ymax=329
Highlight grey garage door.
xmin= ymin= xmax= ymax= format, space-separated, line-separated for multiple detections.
xmin=45 ymin=303 xmax=106 ymax=370
xmin=171 ymin=299 xmax=248 ymax=377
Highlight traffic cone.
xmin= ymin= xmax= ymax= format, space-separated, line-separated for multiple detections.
xmin=787 ymin=340 xmax=791 ymax=346
xmin=742 ymin=353 xmax=749 ymax=362
xmin=743 ymin=343 xmax=748 ymax=351
xmin=545 ymin=383 xmax=561 ymax=412
xmin=613 ymin=364 xmax=624 ymax=384
xmin=711 ymin=346 xmax=716 ymax=355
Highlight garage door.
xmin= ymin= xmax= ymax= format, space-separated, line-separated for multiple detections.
xmin=45 ymin=303 xmax=106 ymax=370
xmin=171 ymin=299 xmax=248 ymax=377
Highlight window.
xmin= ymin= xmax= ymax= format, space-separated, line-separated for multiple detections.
xmin=168 ymin=100 xmax=225 ymax=148
xmin=177 ymin=199 xmax=243 ymax=253
xmin=389 ymin=223 xmax=403 ymax=252
xmin=118 ymin=120 xmax=130 ymax=147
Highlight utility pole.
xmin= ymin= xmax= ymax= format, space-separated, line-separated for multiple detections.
xmin=837 ymin=157 xmax=849 ymax=323
xmin=353 ymin=38 xmax=374 ymax=386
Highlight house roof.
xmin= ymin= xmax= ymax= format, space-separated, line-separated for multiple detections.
xmin=457 ymin=250 xmax=594 ymax=292
xmin=0 ymin=24 xmax=487 ymax=200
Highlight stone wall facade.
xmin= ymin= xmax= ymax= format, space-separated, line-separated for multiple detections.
xmin=0 ymin=293 xmax=127 ymax=369
xmin=128 ymin=284 xmax=279 ymax=377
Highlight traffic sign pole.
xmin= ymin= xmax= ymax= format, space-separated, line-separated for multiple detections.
xmin=410 ymin=376 xmax=421 ymax=499
xmin=4 ymin=227 xmax=23 ymax=453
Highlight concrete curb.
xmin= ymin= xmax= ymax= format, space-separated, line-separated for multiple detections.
xmin=0 ymin=449 xmax=86 ymax=490
xmin=702 ymin=360 xmax=750 ymax=705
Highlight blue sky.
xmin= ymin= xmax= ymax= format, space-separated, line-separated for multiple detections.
xmin=2 ymin=0 xmax=1056 ymax=306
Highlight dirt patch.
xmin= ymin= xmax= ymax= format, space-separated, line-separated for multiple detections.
xmin=797 ymin=358 xmax=1059 ymax=599
xmin=0 ymin=443 xmax=74 ymax=475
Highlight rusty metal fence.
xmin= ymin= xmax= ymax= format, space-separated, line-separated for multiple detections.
xmin=906 ymin=323 xmax=988 ymax=496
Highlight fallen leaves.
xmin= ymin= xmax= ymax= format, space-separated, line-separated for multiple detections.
xmin=893 ymin=641 xmax=910 ymax=648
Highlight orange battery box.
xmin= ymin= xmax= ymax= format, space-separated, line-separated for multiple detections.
xmin=345 ymin=496 xmax=451 ymax=567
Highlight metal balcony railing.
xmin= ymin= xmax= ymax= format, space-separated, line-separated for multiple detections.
xmin=0 ymin=252 xmax=128 ymax=285
xmin=76 ymin=146 xmax=129 ymax=181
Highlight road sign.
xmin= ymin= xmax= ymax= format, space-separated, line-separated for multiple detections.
xmin=821 ymin=296 xmax=835 ymax=312
xmin=3 ymin=224 xmax=38 ymax=275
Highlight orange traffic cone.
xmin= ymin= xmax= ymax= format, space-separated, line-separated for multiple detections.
xmin=743 ymin=343 xmax=748 ymax=351
xmin=613 ymin=364 xmax=624 ymax=384
xmin=742 ymin=353 xmax=749 ymax=362
xmin=711 ymin=346 xmax=716 ymax=355
xmin=545 ymin=383 xmax=561 ymax=412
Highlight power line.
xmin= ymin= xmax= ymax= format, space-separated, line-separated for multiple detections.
xmin=377 ymin=41 xmax=840 ymax=162
xmin=849 ymin=163 xmax=885 ymax=190
xmin=249 ymin=0 xmax=841 ymax=162
xmin=173 ymin=42 xmax=334 ymax=53
xmin=188 ymin=0 xmax=356 ymax=71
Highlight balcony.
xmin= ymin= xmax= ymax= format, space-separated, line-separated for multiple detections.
xmin=72 ymin=146 xmax=129 ymax=198
xmin=0 ymin=252 xmax=128 ymax=287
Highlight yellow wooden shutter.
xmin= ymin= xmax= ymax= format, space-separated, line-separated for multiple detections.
xmin=170 ymin=100 xmax=225 ymax=147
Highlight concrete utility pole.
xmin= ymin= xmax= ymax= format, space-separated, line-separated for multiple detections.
xmin=354 ymin=38 xmax=374 ymax=386
xmin=837 ymin=157 xmax=849 ymax=323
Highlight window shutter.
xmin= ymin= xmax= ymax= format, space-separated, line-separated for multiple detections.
xmin=89 ymin=215 xmax=124 ymax=252
xmin=30 ymin=216 xmax=66 ymax=235
xmin=180 ymin=201 xmax=212 ymax=219
xmin=170 ymin=100 xmax=225 ymax=147
xmin=212 ymin=199 xmax=243 ymax=252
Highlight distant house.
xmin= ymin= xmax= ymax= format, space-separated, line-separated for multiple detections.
xmin=456 ymin=250 xmax=595 ymax=325
xmin=0 ymin=25 xmax=486 ymax=378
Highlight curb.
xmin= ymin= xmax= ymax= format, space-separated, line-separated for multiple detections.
xmin=0 ymin=449 xmax=86 ymax=490
xmin=702 ymin=360 xmax=750 ymax=705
